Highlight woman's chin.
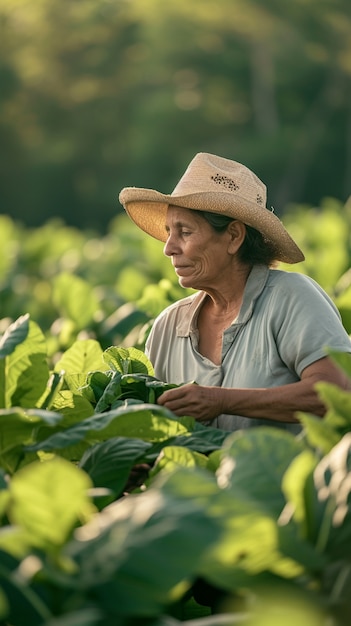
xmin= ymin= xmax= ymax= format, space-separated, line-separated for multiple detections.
xmin=178 ymin=276 xmax=199 ymax=290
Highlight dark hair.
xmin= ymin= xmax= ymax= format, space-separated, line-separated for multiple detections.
xmin=198 ymin=210 xmax=277 ymax=266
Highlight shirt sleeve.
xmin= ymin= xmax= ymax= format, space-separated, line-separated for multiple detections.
xmin=271 ymin=273 xmax=351 ymax=377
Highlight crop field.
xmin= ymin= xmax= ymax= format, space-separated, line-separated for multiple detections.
xmin=0 ymin=198 xmax=351 ymax=625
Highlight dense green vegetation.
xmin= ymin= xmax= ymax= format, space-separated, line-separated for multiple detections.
xmin=0 ymin=314 xmax=351 ymax=626
xmin=0 ymin=198 xmax=351 ymax=624
xmin=2 ymin=196 xmax=351 ymax=360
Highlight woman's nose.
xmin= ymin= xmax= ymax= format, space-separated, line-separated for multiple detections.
xmin=163 ymin=233 xmax=178 ymax=257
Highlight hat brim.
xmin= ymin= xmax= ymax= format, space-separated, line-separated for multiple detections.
xmin=119 ymin=187 xmax=305 ymax=264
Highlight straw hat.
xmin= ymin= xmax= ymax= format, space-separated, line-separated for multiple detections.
xmin=119 ymin=152 xmax=304 ymax=263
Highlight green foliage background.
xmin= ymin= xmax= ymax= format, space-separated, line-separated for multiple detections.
xmin=1 ymin=196 xmax=351 ymax=364
xmin=0 ymin=0 xmax=350 ymax=230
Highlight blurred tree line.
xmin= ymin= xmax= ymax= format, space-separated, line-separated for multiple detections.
xmin=0 ymin=0 xmax=350 ymax=232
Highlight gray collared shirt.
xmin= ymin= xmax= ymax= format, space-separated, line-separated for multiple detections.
xmin=146 ymin=265 xmax=351 ymax=433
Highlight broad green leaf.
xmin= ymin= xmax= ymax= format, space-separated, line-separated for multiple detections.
xmin=217 ymin=428 xmax=305 ymax=517
xmin=68 ymin=472 xmax=221 ymax=616
xmin=149 ymin=445 xmax=209 ymax=481
xmin=298 ymin=412 xmax=340 ymax=454
xmin=26 ymin=404 xmax=194 ymax=454
xmin=58 ymin=372 xmax=91 ymax=397
xmin=51 ymin=390 xmax=94 ymax=422
xmin=0 ymin=407 xmax=62 ymax=473
xmin=192 ymin=421 xmax=231 ymax=447
xmin=0 ymin=527 xmax=37 ymax=559
xmin=0 ymin=314 xmax=30 ymax=358
xmin=83 ymin=370 xmax=112 ymax=404
xmin=244 ymin=585 xmax=329 ymax=626
xmin=313 ymin=433 xmax=351 ymax=558
xmin=0 ymin=550 xmax=52 ymax=622
xmin=142 ymin=430 xmax=227 ymax=465
xmin=9 ymin=458 xmax=95 ymax=553
xmin=33 ymin=392 xmax=95 ymax=461
xmin=103 ymin=346 xmax=154 ymax=375
xmin=314 ymin=382 xmax=351 ymax=431
xmin=53 ymin=273 xmax=100 ymax=328
xmin=102 ymin=305 xmax=149 ymax=343
xmin=281 ymin=449 xmax=322 ymax=542
xmin=1 ymin=319 xmax=49 ymax=409
xmin=94 ymin=371 xmax=123 ymax=412
xmin=38 ymin=370 xmax=65 ymax=410
xmin=157 ymin=469 xmax=305 ymax=588
xmin=163 ymin=469 xmax=322 ymax=589
xmin=54 ymin=339 xmax=108 ymax=377
xmin=145 ymin=378 xmax=183 ymax=404
xmin=94 ymin=372 xmax=182 ymax=411
xmin=79 ymin=436 xmax=152 ymax=503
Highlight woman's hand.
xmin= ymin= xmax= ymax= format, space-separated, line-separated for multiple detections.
xmin=157 ymin=383 xmax=221 ymax=422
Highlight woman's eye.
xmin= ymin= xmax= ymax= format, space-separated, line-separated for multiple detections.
xmin=181 ymin=230 xmax=191 ymax=236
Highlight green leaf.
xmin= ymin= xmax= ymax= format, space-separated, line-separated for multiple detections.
xmin=0 ymin=314 xmax=30 ymax=358
xmin=157 ymin=468 xmax=304 ymax=589
xmin=94 ymin=371 xmax=122 ymax=412
xmin=1 ymin=319 xmax=49 ymax=409
xmin=53 ymin=273 xmax=100 ymax=328
xmin=314 ymin=382 xmax=351 ymax=431
xmin=217 ymin=428 xmax=305 ymax=517
xmin=149 ymin=445 xmax=209 ymax=481
xmin=298 ymin=412 xmax=340 ymax=454
xmin=50 ymin=390 xmax=94 ymax=423
xmin=26 ymin=403 xmax=195 ymax=455
xmin=0 ymin=407 xmax=62 ymax=473
xmin=83 ymin=370 xmax=112 ymax=404
xmin=9 ymin=458 xmax=95 ymax=553
xmin=79 ymin=436 xmax=152 ymax=502
xmin=38 ymin=370 xmax=65 ymax=410
xmin=103 ymin=346 xmax=154 ymax=375
xmin=282 ymin=449 xmax=323 ymax=542
xmin=33 ymin=391 xmax=95 ymax=461
xmin=67 ymin=470 xmax=221 ymax=617
xmin=193 ymin=419 xmax=232 ymax=445
xmin=142 ymin=429 xmax=226 ymax=465
xmin=0 ymin=550 xmax=53 ymax=623
xmin=54 ymin=339 xmax=108 ymax=377
xmin=313 ymin=433 xmax=351 ymax=558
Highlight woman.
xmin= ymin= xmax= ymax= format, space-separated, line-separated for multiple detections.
xmin=119 ymin=152 xmax=351 ymax=433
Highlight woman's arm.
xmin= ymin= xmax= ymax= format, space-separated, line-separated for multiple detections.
xmin=157 ymin=356 xmax=351 ymax=423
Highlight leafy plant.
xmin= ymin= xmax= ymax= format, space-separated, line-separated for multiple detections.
xmin=0 ymin=314 xmax=350 ymax=625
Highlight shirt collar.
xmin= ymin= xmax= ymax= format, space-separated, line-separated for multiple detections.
xmin=176 ymin=264 xmax=270 ymax=337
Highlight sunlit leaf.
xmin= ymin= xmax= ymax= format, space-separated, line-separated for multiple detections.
xmin=54 ymin=339 xmax=108 ymax=377
xmin=53 ymin=273 xmax=100 ymax=328
xmin=1 ymin=319 xmax=49 ymax=409
xmin=0 ymin=315 xmax=30 ymax=358
xmin=26 ymin=403 xmax=194 ymax=454
xmin=103 ymin=346 xmax=154 ymax=375
xmin=9 ymin=458 xmax=95 ymax=552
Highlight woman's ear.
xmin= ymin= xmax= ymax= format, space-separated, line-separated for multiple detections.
xmin=227 ymin=220 xmax=246 ymax=253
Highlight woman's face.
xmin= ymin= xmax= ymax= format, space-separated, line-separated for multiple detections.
xmin=163 ymin=206 xmax=235 ymax=290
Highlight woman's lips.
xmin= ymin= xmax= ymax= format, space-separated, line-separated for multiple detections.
xmin=174 ymin=265 xmax=191 ymax=274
